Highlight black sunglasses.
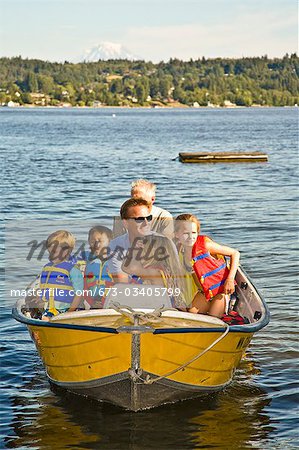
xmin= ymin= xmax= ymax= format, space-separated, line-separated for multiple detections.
xmin=131 ymin=214 xmax=153 ymax=223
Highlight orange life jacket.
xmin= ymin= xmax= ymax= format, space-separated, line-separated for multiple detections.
xmin=192 ymin=235 xmax=230 ymax=300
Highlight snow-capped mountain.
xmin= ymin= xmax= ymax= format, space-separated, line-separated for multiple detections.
xmin=77 ymin=42 xmax=139 ymax=62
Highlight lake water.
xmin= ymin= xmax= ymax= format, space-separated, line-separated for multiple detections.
xmin=1 ymin=107 xmax=298 ymax=449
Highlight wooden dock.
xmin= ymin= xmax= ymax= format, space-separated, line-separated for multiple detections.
xmin=179 ymin=151 xmax=268 ymax=163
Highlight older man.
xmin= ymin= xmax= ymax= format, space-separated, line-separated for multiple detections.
xmin=108 ymin=198 xmax=153 ymax=282
xmin=113 ymin=179 xmax=173 ymax=238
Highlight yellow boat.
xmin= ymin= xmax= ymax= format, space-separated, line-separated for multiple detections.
xmin=13 ymin=267 xmax=269 ymax=411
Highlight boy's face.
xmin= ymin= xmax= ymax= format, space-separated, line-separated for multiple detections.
xmin=175 ymin=222 xmax=198 ymax=248
xmin=47 ymin=241 xmax=72 ymax=263
xmin=89 ymin=231 xmax=110 ymax=256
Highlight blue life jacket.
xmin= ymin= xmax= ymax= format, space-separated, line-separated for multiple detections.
xmin=40 ymin=260 xmax=76 ymax=307
xmin=82 ymin=252 xmax=113 ymax=303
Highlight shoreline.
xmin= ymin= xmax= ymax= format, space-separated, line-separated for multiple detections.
xmin=2 ymin=104 xmax=297 ymax=110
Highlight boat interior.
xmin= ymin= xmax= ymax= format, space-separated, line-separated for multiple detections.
xmin=18 ymin=267 xmax=268 ymax=332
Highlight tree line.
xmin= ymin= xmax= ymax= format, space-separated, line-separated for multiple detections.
xmin=0 ymin=54 xmax=298 ymax=107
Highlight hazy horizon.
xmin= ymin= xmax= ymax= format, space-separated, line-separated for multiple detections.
xmin=0 ymin=0 xmax=297 ymax=63
xmin=0 ymin=50 xmax=297 ymax=65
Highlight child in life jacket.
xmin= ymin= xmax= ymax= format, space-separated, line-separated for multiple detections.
xmin=82 ymin=226 xmax=113 ymax=308
xmin=40 ymin=230 xmax=84 ymax=320
xmin=176 ymin=214 xmax=240 ymax=318
xmin=174 ymin=214 xmax=202 ymax=307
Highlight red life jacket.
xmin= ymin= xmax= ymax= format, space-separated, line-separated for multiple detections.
xmin=192 ymin=235 xmax=231 ymax=300
xmin=221 ymin=311 xmax=247 ymax=325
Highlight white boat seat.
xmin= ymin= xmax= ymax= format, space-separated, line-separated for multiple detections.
xmin=103 ymin=283 xmax=173 ymax=309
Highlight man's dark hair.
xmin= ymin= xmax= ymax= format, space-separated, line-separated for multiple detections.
xmin=120 ymin=198 xmax=150 ymax=219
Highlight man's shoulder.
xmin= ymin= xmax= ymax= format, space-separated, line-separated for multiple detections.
xmin=152 ymin=205 xmax=172 ymax=218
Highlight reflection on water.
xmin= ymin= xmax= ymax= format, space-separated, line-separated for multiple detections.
xmin=5 ymin=359 xmax=274 ymax=450
xmin=6 ymin=393 xmax=100 ymax=449
xmin=189 ymin=387 xmax=273 ymax=449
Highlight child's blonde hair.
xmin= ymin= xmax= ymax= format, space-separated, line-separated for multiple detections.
xmin=174 ymin=214 xmax=200 ymax=233
xmin=46 ymin=230 xmax=76 ymax=250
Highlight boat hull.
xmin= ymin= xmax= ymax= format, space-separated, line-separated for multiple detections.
xmin=26 ymin=321 xmax=252 ymax=410
xmin=13 ymin=266 xmax=269 ymax=411
xmin=51 ymin=370 xmax=230 ymax=411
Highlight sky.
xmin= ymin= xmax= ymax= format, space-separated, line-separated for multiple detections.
xmin=0 ymin=0 xmax=297 ymax=62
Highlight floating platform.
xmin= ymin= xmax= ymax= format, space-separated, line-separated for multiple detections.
xmin=179 ymin=151 xmax=268 ymax=163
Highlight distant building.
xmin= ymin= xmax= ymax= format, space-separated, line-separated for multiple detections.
xmin=30 ymin=93 xmax=49 ymax=106
xmin=7 ymin=101 xmax=19 ymax=107
xmin=223 ymin=100 xmax=236 ymax=107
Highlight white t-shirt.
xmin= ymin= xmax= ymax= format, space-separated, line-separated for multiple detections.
xmin=107 ymin=233 xmax=131 ymax=276
xmin=150 ymin=205 xmax=173 ymax=238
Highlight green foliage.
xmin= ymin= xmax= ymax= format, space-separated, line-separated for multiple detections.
xmin=159 ymin=75 xmax=173 ymax=98
xmin=20 ymin=92 xmax=32 ymax=104
xmin=38 ymin=75 xmax=55 ymax=94
xmin=135 ymin=83 xmax=146 ymax=103
xmin=109 ymin=79 xmax=122 ymax=94
xmin=27 ymin=72 xmax=38 ymax=92
xmin=0 ymin=91 xmax=7 ymax=104
xmin=0 ymin=55 xmax=298 ymax=107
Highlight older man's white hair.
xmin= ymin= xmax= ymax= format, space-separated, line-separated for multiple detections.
xmin=131 ymin=179 xmax=156 ymax=197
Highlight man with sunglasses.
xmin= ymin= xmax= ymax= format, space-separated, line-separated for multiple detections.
xmin=107 ymin=198 xmax=154 ymax=283
xmin=113 ymin=179 xmax=174 ymax=239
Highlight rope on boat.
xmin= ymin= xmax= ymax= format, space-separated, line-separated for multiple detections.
xmin=110 ymin=302 xmax=177 ymax=325
xmin=110 ymin=302 xmax=230 ymax=385
xmin=143 ymin=322 xmax=230 ymax=385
